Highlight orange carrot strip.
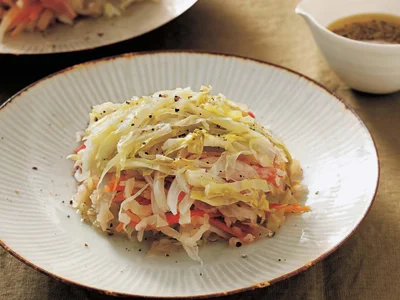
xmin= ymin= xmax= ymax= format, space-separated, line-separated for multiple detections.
xmin=269 ymin=203 xmax=310 ymax=213
xmin=116 ymin=222 xmax=124 ymax=232
xmin=8 ymin=2 xmax=42 ymax=28
xmin=28 ymin=3 xmax=44 ymax=21
xmin=209 ymin=218 xmax=247 ymax=238
xmin=73 ymin=143 xmax=86 ymax=154
xmin=178 ymin=192 xmax=186 ymax=203
xmin=112 ymin=192 xmax=125 ymax=202
xmin=126 ymin=210 xmax=141 ymax=223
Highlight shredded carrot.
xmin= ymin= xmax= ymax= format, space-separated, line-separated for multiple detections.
xmin=253 ymin=166 xmax=277 ymax=182
xmin=209 ymin=218 xmax=247 ymax=238
xmin=166 ymin=213 xmax=180 ymax=225
xmin=10 ymin=22 xmax=25 ymax=36
xmin=112 ymin=192 xmax=125 ymax=202
xmin=73 ymin=143 xmax=86 ymax=154
xmin=129 ymin=221 xmax=139 ymax=228
xmin=178 ymin=192 xmax=186 ymax=203
xmin=126 ymin=210 xmax=141 ymax=223
xmin=104 ymin=174 xmax=129 ymax=193
xmin=248 ymin=111 xmax=256 ymax=118
xmin=269 ymin=203 xmax=310 ymax=213
xmin=28 ymin=3 xmax=44 ymax=21
xmin=8 ymin=2 xmax=42 ymax=28
xmin=116 ymin=222 xmax=124 ymax=232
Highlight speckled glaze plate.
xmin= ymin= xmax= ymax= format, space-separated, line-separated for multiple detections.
xmin=0 ymin=51 xmax=379 ymax=298
xmin=0 ymin=0 xmax=197 ymax=54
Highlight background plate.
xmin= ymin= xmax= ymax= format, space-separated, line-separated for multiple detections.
xmin=0 ymin=52 xmax=379 ymax=297
xmin=0 ymin=0 xmax=197 ymax=54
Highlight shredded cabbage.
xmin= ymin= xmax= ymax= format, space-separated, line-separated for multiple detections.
xmin=68 ymin=86 xmax=308 ymax=263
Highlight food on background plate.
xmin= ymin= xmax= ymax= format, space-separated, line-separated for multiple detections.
xmin=0 ymin=0 xmax=153 ymax=40
xmin=68 ymin=86 xmax=309 ymax=263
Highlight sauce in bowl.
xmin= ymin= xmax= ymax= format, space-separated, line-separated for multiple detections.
xmin=327 ymin=13 xmax=400 ymax=44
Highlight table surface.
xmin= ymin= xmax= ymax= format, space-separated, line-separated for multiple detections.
xmin=1 ymin=1 xmax=399 ymax=299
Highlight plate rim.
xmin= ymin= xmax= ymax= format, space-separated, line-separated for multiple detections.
xmin=0 ymin=0 xmax=198 ymax=55
xmin=0 ymin=50 xmax=380 ymax=298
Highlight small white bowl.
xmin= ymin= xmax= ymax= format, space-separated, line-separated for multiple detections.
xmin=296 ymin=0 xmax=400 ymax=94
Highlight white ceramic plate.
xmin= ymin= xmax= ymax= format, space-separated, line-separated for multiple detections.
xmin=0 ymin=52 xmax=379 ymax=297
xmin=0 ymin=0 xmax=197 ymax=54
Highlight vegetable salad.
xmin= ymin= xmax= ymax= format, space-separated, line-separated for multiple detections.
xmin=68 ymin=86 xmax=309 ymax=262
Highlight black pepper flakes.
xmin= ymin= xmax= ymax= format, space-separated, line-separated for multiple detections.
xmin=145 ymin=152 xmax=149 ymax=155
xmin=165 ymin=254 xmax=169 ymax=257
xmin=131 ymin=123 xmax=135 ymax=126
xmin=94 ymin=117 xmax=98 ymax=122
xmin=67 ymin=215 xmax=70 ymax=218
xmin=138 ymin=248 xmax=142 ymax=252
xmin=175 ymin=108 xmax=180 ymax=112
xmin=32 ymin=167 xmax=38 ymax=170
xmin=97 ymin=32 xmax=104 ymax=37
xmin=84 ymin=243 xmax=88 ymax=247
xmin=142 ymin=142 xmax=146 ymax=145
xmin=174 ymin=96 xmax=180 ymax=101
xmin=69 ymin=200 xmax=73 ymax=205
xmin=200 ymin=273 xmax=203 ymax=276
xmin=278 ymin=259 xmax=281 ymax=261
xmin=103 ymin=110 xmax=106 ymax=113
xmin=149 ymin=115 xmax=152 ymax=118
xmin=110 ymin=223 xmax=113 ymax=228
xmin=62 ymin=201 xmax=64 ymax=203
xmin=235 ymin=242 xmax=242 ymax=247
xmin=151 ymin=128 xmax=155 ymax=131
xmin=126 ymin=101 xmax=130 ymax=104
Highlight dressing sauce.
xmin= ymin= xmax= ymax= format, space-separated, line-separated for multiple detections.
xmin=327 ymin=13 xmax=400 ymax=44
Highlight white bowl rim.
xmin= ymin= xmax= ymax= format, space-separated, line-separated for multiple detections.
xmin=295 ymin=6 xmax=400 ymax=51
xmin=0 ymin=50 xmax=380 ymax=298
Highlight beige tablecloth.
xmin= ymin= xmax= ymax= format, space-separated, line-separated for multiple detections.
xmin=1 ymin=1 xmax=399 ymax=299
